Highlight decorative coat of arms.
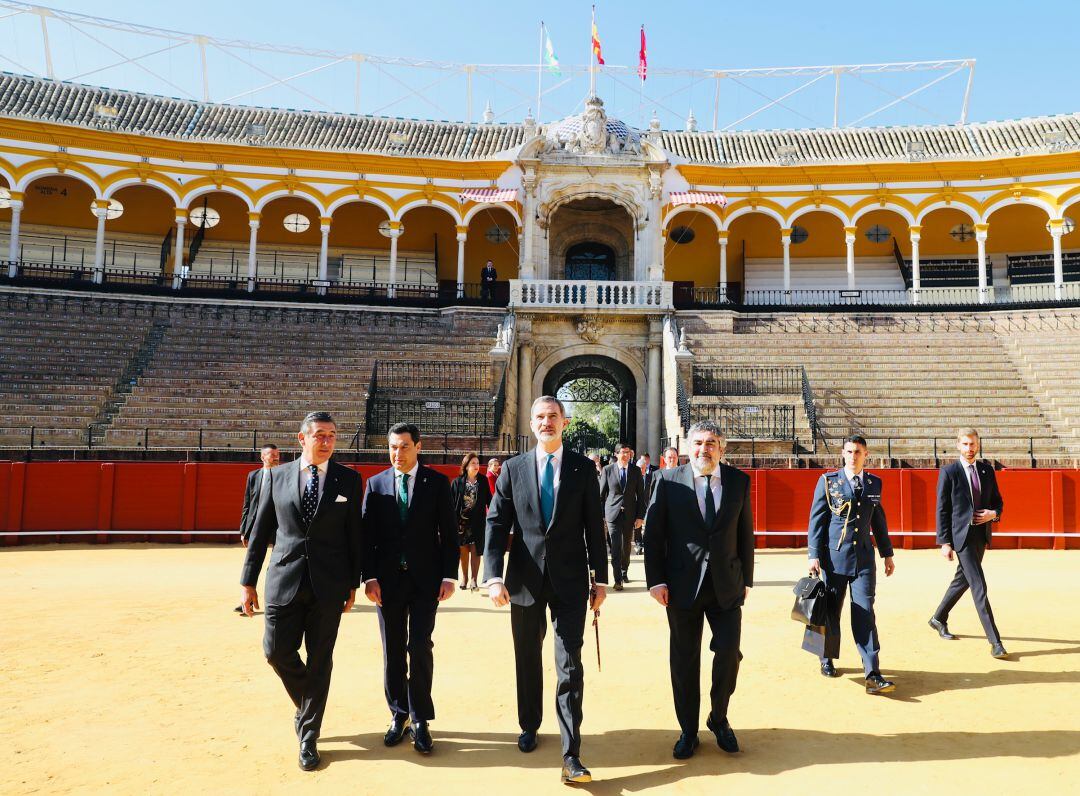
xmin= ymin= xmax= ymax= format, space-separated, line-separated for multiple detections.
xmin=575 ymin=316 xmax=605 ymax=343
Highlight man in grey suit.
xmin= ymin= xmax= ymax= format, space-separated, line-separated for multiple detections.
xmin=240 ymin=412 xmax=364 ymax=771
xmin=930 ymin=427 xmax=1007 ymax=658
xmin=235 ymin=443 xmax=280 ymax=612
xmin=599 ymin=441 xmax=646 ymax=589
xmin=485 ymin=395 xmax=608 ymax=784
xmin=645 ymin=421 xmax=754 ymax=760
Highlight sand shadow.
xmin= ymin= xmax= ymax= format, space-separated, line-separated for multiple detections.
xmin=841 ymin=667 xmax=1080 ymax=702
xmin=949 ymin=634 xmax=1080 ymax=660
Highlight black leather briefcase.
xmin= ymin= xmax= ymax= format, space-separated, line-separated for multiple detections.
xmin=791 ymin=574 xmax=827 ymax=627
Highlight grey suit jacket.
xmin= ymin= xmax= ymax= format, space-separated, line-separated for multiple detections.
xmin=599 ymin=462 xmax=647 ymax=528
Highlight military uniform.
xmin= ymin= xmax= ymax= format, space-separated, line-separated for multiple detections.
xmin=806 ymin=469 xmax=894 ymax=675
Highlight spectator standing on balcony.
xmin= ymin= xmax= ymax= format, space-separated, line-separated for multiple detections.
xmin=239 ymin=412 xmax=364 ymax=772
xmin=234 ymin=443 xmax=280 ymax=613
xmin=929 ymin=428 xmax=1007 ymax=659
xmin=451 ymin=452 xmax=492 ymax=590
xmin=600 ymin=442 xmax=647 ymax=589
xmin=480 ymin=259 xmax=498 ymax=301
xmin=362 ymin=422 xmax=458 ymax=754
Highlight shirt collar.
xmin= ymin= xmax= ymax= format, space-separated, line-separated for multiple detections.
xmin=536 ymin=444 xmax=563 ymax=467
xmin=394 ymin=462 xmax=420 ymax=480
xmin=959 ymin=457 xmax=978 ymax=470
xmin=299 ymin=455 xmax=328 ymax=475
xmin=843 ymin=466 xmax=864 ymax=481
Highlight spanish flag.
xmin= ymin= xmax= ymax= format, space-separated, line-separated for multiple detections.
xmin=591 ymin=7 xmax=605 ymax=66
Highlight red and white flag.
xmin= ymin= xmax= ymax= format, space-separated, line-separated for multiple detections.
xmin=638 ymin=25 xmax=647 ymax=81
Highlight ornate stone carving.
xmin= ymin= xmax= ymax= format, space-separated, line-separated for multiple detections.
xmin=575 ymin=315 xmax=606 ymax=344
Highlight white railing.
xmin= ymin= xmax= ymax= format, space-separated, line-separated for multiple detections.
xmin=509 ymin=279 xmax=672 ymax=311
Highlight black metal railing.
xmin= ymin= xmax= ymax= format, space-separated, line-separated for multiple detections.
xmin=1007 ymin=252 xmax=1080 ymax=284
xmin=374 ymin=360 xmax=489 ymax=393
xmin=691 ymin=405 xmax=796 ymax=440
xmin=693 ymin=366 xmax=801 ymax=396
xmin=366 ymin=398 xmax=497 ymax=437
xmin=675 ymin=374 xmax=691 ymax=435
xmin=800 ymin=366 xmax=824 ymax=454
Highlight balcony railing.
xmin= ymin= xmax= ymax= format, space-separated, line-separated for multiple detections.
xmin=510 ymin=279 xmax=672 ymax=311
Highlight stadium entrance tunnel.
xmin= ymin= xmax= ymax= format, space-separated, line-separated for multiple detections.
xmin=544 ymin=354 xmax=636 ymax=457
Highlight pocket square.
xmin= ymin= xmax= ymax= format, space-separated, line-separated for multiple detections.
xmin=335 ymin=494 xmax=348 ymax=503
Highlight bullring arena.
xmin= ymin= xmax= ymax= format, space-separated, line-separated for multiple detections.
xmin=1 ymin=3 xmax=1079 ymax=793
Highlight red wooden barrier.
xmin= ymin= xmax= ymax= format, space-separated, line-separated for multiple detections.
xmin=1 ymin=461 xmax=1076 ymax=548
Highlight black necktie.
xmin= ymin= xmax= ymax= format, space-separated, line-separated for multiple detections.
xmin=620 ymin=468 xmax=626 ymax=489
xmin=301 ymin=465 xmax=319 ymax=524
xmin=703 ymin=475 xmax=716 ymax=526
xmin=853 ymin=474 xmax=863 ymax=499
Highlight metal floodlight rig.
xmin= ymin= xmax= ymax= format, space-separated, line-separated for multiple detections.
xmin=0 ymin=1 xmax=976 ymax=131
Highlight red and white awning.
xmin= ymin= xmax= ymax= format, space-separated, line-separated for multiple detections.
xmin=669 ymin=191 xmax=728 ymax=208
xmin=460 ymin=187 xmax=518 ymax=204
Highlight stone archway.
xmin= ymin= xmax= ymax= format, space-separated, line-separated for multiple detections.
xmin=543 ymin=354 xmax=637 ymax=452
xmin=548 ymin=197 xmax=634 ymax=281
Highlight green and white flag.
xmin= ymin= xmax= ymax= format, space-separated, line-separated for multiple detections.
xmin=543 ymin=25 xmax=561 ymax=76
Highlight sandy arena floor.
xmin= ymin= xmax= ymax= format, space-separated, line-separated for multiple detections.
xmin=2 ymin=545 xmax=1078 ymax=795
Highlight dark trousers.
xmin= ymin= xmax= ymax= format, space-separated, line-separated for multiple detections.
xmin=480 ymin=281 xmax=495 ymax=301
xmin=666 ymin=574 xmax=742 ymax=736
xmin=262 ymin=572 xmax=344 ymax=743
xmin=510 ymin=572 xmax=587 ymax=757
xmin=607 ymin=517 xmax=632 ymax=583
xmin=819 ymin=565 xmax=881 ymax=676
xmin=376 ymin=569 xmax=440 ymax=722
xmin=934 ymin=528 xmax=1001 ymax=645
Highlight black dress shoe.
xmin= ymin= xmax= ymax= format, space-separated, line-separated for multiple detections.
xmin=234 ymin=605 xmax=244 ymax=613
xmin=613 ymin=581 xmax=624 ymax=591
xmin=991 ymin=643 xmax=1009 ymax=659
xmin=865 ymin=672 xmax=896 ymax=695
xmin=820 ymin=659 xmax=839 ymax=678
xmin=298 ymin=740 xmax=320 ymax=771
xmin=383 ymin=715 xmax=411 ymax=747
xmin=411 ymin=721 xmax=433 ymax=754
xmin=622 ymin=571 xmax=630 ymax=583
xmin=517 ymin=730 xmax=538 ymax=753
xmin=673 ymin=733 xmax=699 ymax=759
xmin=560 ymin=755 xmax=592 ymax=784
xmin=706 ymin=714 xmax=739 ymax=753
xmin=929 ymin=617 xmax=957 ymax=640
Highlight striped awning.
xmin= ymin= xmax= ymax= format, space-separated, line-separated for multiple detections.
xmin=670 ymin=191 xmax=728 ymax=207
xmin=459 ymin=187 xmax=518 ymax=204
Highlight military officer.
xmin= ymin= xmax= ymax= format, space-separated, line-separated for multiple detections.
xmin=807 ymin=435 xmax=897 ymax=695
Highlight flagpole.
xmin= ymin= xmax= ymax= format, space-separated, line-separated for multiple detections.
xmin=537 ymin=21 xmax=544 ymax=121
xmin=638 ymin=24 xmax=644 ymax=126
xmin=589 ymin=5 xmax=596 ymax=98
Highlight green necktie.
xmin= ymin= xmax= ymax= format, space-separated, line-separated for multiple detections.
xmin=398 ymin=472 xmax=410 ymax=524
xmin=540 ymin=454 xmax=555 ymax=528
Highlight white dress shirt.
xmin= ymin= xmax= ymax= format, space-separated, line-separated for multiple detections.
xmin=843 ymin=467 xmax=865 ymax=493
xmin=298 ymin=455 xmax=329 ymax=504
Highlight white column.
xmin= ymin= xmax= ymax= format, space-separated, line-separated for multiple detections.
xmin=6 ymin=195 xmax=23 ymax=277
xmin=647 ymin=334 xmax=662 ymax=459
xmin=317 ymin=216 xmax=331 ymax=282
xmin=246 ymin=212 xmax=260 ymax=292
xmin=172 ymin=209 xmax=186 ymax=290
xmin=387 ymin=221 xmax=402 ymax=298
xmin=517 ymin=341 xmax=534 ymax=438
xmin=844 ymin=226 xmax=857 ymax=289
xmin=455 ymin=224 xmax=468 ymax=298
xmin=519 ymin=189 xmax=535 ymax=279
xmin=92 ymin=200 xmax=110 ymax=284
xmin=781 ymin=227 xmax=792 ymax=304
xmin=718 ymin=230 xmax=729 ymax=300
xmin=975 ymin=223 xmax=989 ymax=304
xmin=909 ymin=225 xmax=922 ymax=304
xmin=1049 ymin=218 xmax=1065 ymax=300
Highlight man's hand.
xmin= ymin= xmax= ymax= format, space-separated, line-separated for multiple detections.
xmin=438 ymin=581 xmax=456 ymax=602
xmin=365 ymin=580 xmax=382 ymax=607
xmin=240 ymin=535 xmax=249 ymax=548
xmin=342 ymin=588 xmax=356 ymax=613
xmin=940 ymin=543 xmax=954 ymax=561
xmin=973 ymin=509 xmax=996 ymax=524
xmin=649 ymin=584 xmax=669 ymax=606
xmin=884 ymin=556 xmax=895 ymax=577
xmin=590 ymin=584 xmax=606 ymax=612
xmin=808 ymin=558 xmax=821 ymax=576
xmin=745 ymin=586 xmax=751 ymax=601
xmin=241 ymin=585 xmax=259 ymax=617
xmin=489 ymin=582 xmax=510 ymax=607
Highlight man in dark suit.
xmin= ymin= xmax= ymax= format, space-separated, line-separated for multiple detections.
xmin=807 ymin=435 xmax=896 ymax=695
xmin=240 ymin=412 xmax=364 ymax=771
xmin=480 ymin=259 xmax=498 ymax=301
xmin=645 ymin=421 xmax=754 ymax=760
xmin=599 ymin=442 xmax=646 ymax=589
xmin=362 ymin=422 xmax=458 ymax=753
xmin=930 ymin=427 xmax=1007 ymax=658
xmin=235 ymin=443 xmax=280 ymax=612
xmin=485 ymin=395 xmax=608 ymax=784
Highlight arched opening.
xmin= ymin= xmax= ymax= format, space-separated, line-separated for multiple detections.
xmin=985 ymin=202 xmax=1053 ymax=286
xmin=787 ymin=210 xmax=846 ymax=288
xmin=183 ymin=190 xmax=254 ymax=278
xmin=543 ymin=355 xmax=636 ymax=455
xmin=465 ymin=206 xmax=519 ymax=282
xmin=548 ymin=197 xmax=634 ymax=281
xmin=257 ymin=195 xmax=323 ymax=281
xmin=399 ymin=205 xmax=457 ymax=286
xmin=854 ymin=208 xmax=913 ymax=290
xmin=663 ymin=209 xmax=720 ymax=286
xmin=565 ymin=241 xmax=616 ymax=280
xmin=726 ymin=211 xmax=781 ymax=295
xmin=105 ymin=184 xmax=176 ymax=274
xmin=918 ymin=207 xmax=981 ymax=287
xmin=13 ymin=174 xmax=97 ymax=268
xmin=327 ymin=200 xmax=392 ymax=282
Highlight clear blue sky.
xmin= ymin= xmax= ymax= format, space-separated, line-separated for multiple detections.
xmin=4 ymin=0 xmax=1073 ymax=129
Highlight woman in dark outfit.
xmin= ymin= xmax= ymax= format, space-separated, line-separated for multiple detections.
xmin=450 ymin=452 xmax=491 ymax=591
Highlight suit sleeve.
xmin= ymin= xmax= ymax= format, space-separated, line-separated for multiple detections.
xmin=936 ymin=467 xmax=954 ymax=546
xmin=583 ymin=463 xmax=609 ymax=585
xmin=737 ymin=474 xmax=755 ymax=588
xmin=240 ymin=473 xmax=276 ymax=587
xmin=484 ymin=461 xmax=516 ymax=582
xmin=438 ymin=475 xmax=459 ymax=579
xmin=871 ymin=488 xmax=893 ymax=558
xmin=633 ymin=469 xmax=647 ymax=521
xmin=643 ymin=474 xmax=668 ymax=588
xmin=807 ymin=475 xmax=830 ymax=560
xmin=360 ymin=479 xmax=377 ymax=582
xmin=598 ymin=467 xmax=609 ymax=506
xmin=348 ymin=471 xmax=365 ymax=588
xmin=238 ymin=471 xmax=256 ymax=539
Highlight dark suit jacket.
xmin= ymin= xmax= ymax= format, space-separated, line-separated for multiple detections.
xmin=484 ymin=447 xmax=608 ymax=607
xmin=450 ymin=474 xmax=492 ymax=539
xmin=241 ymin=458 xmax=364 ymax=605
xmin=599 ymin=462 xmax=647 ymax=528
xmin=936 ymin=459 xmax=1003 ymax=551
xmin=361 ymin=465 xmax=458 ymax=600
xmin=644 ymin=463 xmax=755 ymax=611
xmin=238 ymin=467 xmax=270 ymax=541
